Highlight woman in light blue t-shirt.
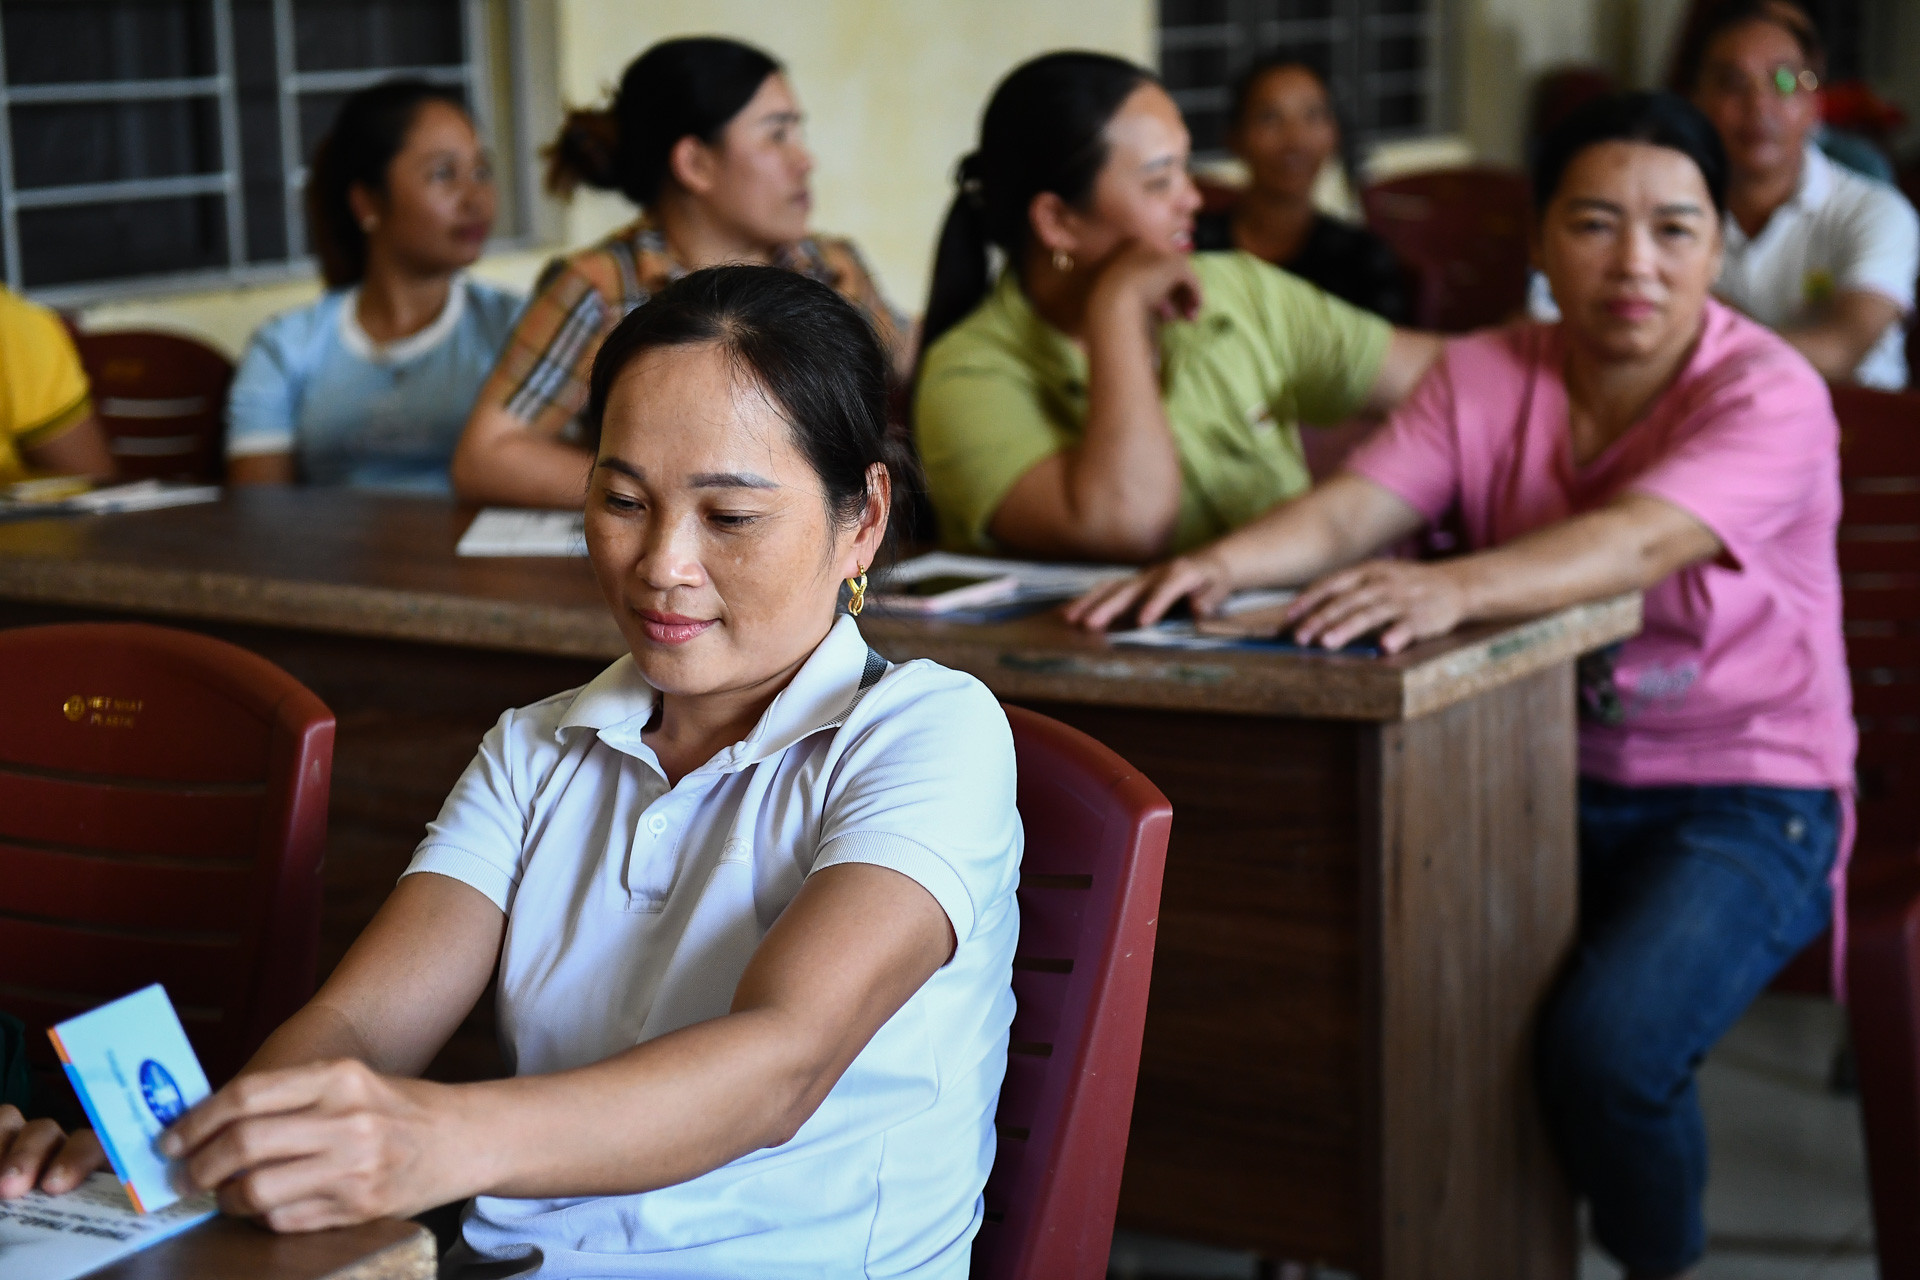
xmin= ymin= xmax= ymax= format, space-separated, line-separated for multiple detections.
xmin=227 ymin=80 xmax=521 ymax=493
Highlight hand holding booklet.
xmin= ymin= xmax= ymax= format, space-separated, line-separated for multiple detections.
xmin=0 ymin=986 xmax=219 ymax=1279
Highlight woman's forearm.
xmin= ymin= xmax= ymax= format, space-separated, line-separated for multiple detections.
xmin=1212 ymin=473 xmax=1427 ymax=590
xmin=451 ymin=405 xmax=595 ymax=508
xmin=1448 ymin=495 xmax=1720 ymax=623
xmin=449 ymin=1006 xmax=829 ymax=1200
xmin=1062 ymin=300 xmax=1183 ymax=556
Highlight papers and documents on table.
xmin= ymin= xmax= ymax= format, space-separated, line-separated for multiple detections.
xmin=0 ymin=478 xmax=221 ymax=521
xmin=0 ymin=1172 xmax=215 ymax=1280
xmin=50 ymin=984 xmax=211 ymax=1214
xmin=457 ymin=508 xmax=587 ymax=557
xmin=868 ymin=552 xmax=1136 ymax=621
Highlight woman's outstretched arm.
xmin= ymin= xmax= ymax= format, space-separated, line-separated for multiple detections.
xmin=158 ymin=862 xmax=951 ymax=1231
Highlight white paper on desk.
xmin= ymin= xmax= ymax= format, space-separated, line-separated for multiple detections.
xmin=457 ymin=508 xmax=587 ymax=557
xmin=0 ymin=1172 xmax=215 ymax=1280
xmin=877 ymin=552 xmax=1136 ymax=603
xmin=0 ymin=479 xmax=220 ymax=520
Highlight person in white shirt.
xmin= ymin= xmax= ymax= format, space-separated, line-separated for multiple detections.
xmin=3 ymin=267 xmax=1023 ymax=1280
xmin=1687 ymin=0 xmax=1918 ymax=387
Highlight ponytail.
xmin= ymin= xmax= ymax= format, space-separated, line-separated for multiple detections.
xmin=544 ymin=106 xmax=623 ymax=197
xmin=918 ymin=156 xmax=996 ymax=355
xmin=542 ymin=37 xmax=781 ymax=209
xmin=916 ymin=51 xmax=1151 ymax=363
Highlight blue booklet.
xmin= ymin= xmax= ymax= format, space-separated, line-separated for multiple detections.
xmin=47 ymin=985 xmax=212 ymax=1214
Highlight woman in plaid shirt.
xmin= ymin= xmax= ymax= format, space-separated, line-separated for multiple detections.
xmin=453 ymin=37 xmax=909 ymax=508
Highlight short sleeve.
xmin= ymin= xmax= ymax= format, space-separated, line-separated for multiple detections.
xmin=1341 ymin=344 xmax=1462 ymax=522
xmin=403 ymin=707 xmax=533 ymax=911
xmin=1835 ymin=182 xmax=1920 ymax=311
xmin=479 ymin=261 xmax=613 ymax=436
xmin=811 ymin=669 xmax=1020 ymax=949
xmin=1244 ymin=258 xmax=1392 ymax=424
xmin=0 ymin=292 xmax=91 ymax=449
xmin=225 ymin=316 xmax=304 ymax=458
xmin=914 ymin=348 xmax=1070 ymax=552
xmin=1626 ymin=355 xmax=1837 ymax=569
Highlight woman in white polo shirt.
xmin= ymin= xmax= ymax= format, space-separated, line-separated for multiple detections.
xmin=3 ymin=267 xmax=1022 ymax=1279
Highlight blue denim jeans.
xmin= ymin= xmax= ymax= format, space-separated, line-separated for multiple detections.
xmin=1535 ymin=779 xmax=1838 ymax=1275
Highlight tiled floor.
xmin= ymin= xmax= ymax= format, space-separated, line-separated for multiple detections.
xmin=1109 ymin=993 xmax=1876 ymax=1280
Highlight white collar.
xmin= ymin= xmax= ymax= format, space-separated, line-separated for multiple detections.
xmin=337 ymin=274 xmax=468 ymax=365
xmin=556 ymin=614 xmax=884 ymax=774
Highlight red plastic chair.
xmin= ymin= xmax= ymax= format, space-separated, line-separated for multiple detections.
xmin=70 ymin=329 xmax=234 ymax=482
xmin=1361 ymin=166 xmax=1533 ymax=332
xmin=1768 ymin=385 xmax=1920 ymax=1278
xmin=972 ymin=707 xmax=1171 ymax=1280
xmin=0 ymin=623 xmax=334 ymax=1091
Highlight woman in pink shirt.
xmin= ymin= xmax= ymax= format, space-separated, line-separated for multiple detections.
xmin=1072 ymin=92 xmax=1852 ymax=1280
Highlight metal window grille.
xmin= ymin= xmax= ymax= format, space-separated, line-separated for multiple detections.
xmin=1160 ymin=0 xmax=1442 ymax=164
xmin=0 ymin=0 xmax=496 ymax=296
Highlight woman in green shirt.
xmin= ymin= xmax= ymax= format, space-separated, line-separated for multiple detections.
xmin=914 ymin=52 xmax=1441 ymax=561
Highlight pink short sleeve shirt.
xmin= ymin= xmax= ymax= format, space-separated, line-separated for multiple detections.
xmin=1346 ymin=300 xmax=1855 ymax=791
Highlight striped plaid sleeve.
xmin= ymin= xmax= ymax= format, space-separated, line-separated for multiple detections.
xmin=478 ymin=262 xmax=612 ymax=436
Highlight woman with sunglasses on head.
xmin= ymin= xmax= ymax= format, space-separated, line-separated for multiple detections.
xmin=453 ymin=37 xmax=909 ymax=510
xmin=225 ymin=80 xmax=521 ymax=491
xmin=1072 ymin=92 xmax=1852 ymax=1280
xmin=1 ymin=267 xmax=1020 ymax=1280
xmin=1683 ymin=0 xmax=1917 ymax=387
xmin=1192 ymin=53 xmax=1411 ymax=324
xmin=913 ymin=51 xmax=1442 ymax=564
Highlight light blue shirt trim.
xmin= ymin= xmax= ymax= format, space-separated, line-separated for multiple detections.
xmin=225 ymin=275 xmax=522 ymax=492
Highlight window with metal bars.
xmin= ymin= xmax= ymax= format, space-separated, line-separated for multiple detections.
xmin=1160 ymin=0 xmax=1441 ymax=164
xmin=0 ymin=0 xmax=497 ymax=296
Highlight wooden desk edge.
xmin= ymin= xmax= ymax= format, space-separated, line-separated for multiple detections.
xmin=1398 ymin=592 xmax=1643 ymax=719
xmin=0 ymin=554 xmax=1642 ymax=724
xmin=0 ymin=556 xmax=628 ymax=661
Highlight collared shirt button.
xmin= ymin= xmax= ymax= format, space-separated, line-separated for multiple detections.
xmin=647 ymin=813 xmax=668 ymax=836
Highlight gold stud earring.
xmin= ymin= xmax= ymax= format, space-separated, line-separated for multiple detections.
xmin=846 ymin=564 xmax=869 ymax=617
xmin=1052 ymin=249 xmax=1074 ymax=273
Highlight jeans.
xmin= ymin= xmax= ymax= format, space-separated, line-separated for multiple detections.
xmin=1536 ymin=779 xmax=1838 ymax=1275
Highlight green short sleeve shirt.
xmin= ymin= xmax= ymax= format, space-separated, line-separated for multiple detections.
xmin=914 ymin=250 xmax=1393 ymax=553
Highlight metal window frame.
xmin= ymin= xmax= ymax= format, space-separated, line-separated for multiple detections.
xmin=0 ymin=0 xmax=491 ymax=294
xmin=1158 ymin=0 xmax=1445 ymax=165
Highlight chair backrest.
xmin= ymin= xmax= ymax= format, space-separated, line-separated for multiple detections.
xmin=972 ymin=706 xmax=1172 ymax=1280
xmin=1361 ymin=166 xmax=1533 ymax=332
xmin=1834 ymin=384 xmax=1920 ymax=863
xmin=71 ymin=329 xmax=234 ymax=482
xmin=0 ymin=623 xmax=333 ymax=1087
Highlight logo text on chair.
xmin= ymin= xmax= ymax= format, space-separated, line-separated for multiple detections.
xmin=62 ymin=695 xmax=143 ymax=728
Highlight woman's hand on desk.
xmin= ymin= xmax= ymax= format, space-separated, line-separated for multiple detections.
xmin=1285 ymin=558 xmax=1466 ymax=654
xmin=0 ymin=1106 xmax=106 ymax=1196
xmin=1064 ymin=548 xmax=1235 ymax=630
xmin=158 ymin=1058 xmax=473 ymax=1232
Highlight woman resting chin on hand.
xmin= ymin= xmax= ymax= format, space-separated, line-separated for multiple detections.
xmin=1074 ymin=91 xmax=1855 ymax=1280
xmin=10 ymin=266 xmax=1023 ymax=1280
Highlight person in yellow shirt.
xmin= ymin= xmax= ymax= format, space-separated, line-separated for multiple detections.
xmin=0 ymin=287 xmax=114 ymax=486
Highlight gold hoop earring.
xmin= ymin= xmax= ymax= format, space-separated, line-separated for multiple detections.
xmin=845 ymin=565 xmax=869 ymax=617
xmin=1052 ymin=249 xmax=1074 ymax=273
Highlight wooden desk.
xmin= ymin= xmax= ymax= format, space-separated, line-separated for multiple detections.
xmin=0 ymin=490 xmax=1641 ymax=1280
xmin=90 ymin=1216 xmax=432 ymax=1280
